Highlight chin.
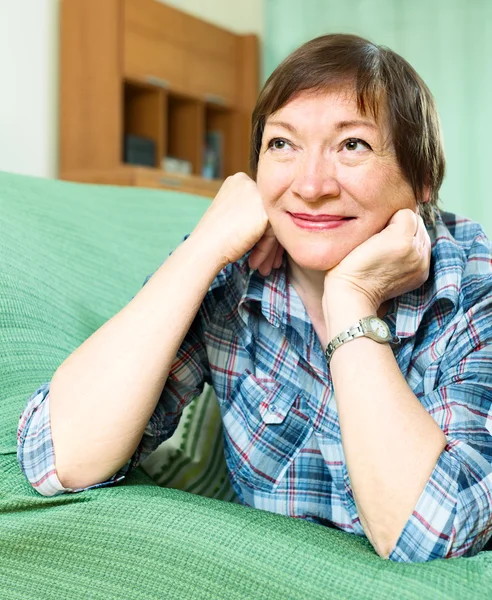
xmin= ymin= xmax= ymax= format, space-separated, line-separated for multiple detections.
xmin=273 ymin=218 xmax=363 ymax=273
xmin=285 ymin=242 xmax=347 ymax=272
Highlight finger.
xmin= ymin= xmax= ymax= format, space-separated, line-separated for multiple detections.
xmin=387 ymin=208 xmax=418 ymax=237
xmin=257 ymin=241 xmax=280 ymax=276
xmin=413 ymin=216 xmax=429 ymax=251
xmin=412 ymin=219 xmax=431 ymax=280
xmin=422 ymin=230 xmax=432 ymax=262
xmin=248 ymin=231 xmax=277 ymax=270
xmin=273 ymin=243 xmax=284 ymax=269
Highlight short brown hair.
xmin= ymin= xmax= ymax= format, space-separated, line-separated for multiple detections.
xmin=250 ymin=34 xmax=445 ymax=224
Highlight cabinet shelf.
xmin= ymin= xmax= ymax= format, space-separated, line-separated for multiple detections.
xmin=62 ymin=166 xmax=223 ymax=198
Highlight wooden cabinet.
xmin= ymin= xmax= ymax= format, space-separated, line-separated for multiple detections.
xmin=59 ymin=0 xmax=259 ymax=197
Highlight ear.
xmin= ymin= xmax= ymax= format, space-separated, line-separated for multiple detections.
xmin=421 ymin=184 xmax=431 ymax=204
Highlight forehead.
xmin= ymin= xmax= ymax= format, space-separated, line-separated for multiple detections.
xmin=266 ymin=87 xmax=386 ymax=132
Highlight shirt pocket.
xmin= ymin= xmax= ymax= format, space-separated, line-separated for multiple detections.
xmin=223 ymin=371 xmax=312 ymax=493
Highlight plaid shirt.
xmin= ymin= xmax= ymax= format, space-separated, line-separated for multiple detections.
xmin=18 ymin=211 xmax=492 ymax=562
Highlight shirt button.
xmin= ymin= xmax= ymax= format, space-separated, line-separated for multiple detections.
xmin=269 ymin=404 xmax=277 ymax=413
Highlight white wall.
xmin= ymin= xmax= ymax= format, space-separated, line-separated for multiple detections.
xmin=0 ymin=0 xmax=60 ymax=178
xmin=0 ymin=0 xmax=264 ymax=180
xmin=162 ymin=0 xmax=264 ymax=37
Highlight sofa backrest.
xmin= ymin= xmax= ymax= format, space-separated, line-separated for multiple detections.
xmin=0 ymin=171 xmax=210 ymax=454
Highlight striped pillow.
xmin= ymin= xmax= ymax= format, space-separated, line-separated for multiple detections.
xmin=141 ymin=384 xmax=237 ymax=502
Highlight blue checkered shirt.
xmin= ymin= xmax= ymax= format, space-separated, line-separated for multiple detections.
xmin=18 ymin=211 xmax=492 ymax=562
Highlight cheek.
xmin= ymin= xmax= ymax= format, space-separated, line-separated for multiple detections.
xmin=342 ymin=164 xmax=416 ymax=216
xmin=378 ymin=177 xmax=418 ymax=217
xmin=256 ymin=157 xmax=291 ymax=205
xmin=338 ymin=164 xmax=386 ymax=204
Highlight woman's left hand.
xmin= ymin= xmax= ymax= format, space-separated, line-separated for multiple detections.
xmin=324 ymin=209 xmax=431 ymax=314
xmin=248 ymin=227 xmax=285 ymax=276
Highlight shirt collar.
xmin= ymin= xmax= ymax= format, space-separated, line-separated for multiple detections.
xmin=238 ymin=213 xmax=463 ymax=342
xmin=238 ymin=254 xmax=288 ymax=330
xmin=238 ymin=254 xmax=328 ymax=378
xmin=392 ymin=213 xmax=463 ymax=339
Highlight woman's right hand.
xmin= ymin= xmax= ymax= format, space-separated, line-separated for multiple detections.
xmin=190 ymin=172 xmax=283 ymax=275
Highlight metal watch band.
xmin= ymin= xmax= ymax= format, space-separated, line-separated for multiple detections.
xmin=324 ymin=316 xmax=396 ymax=366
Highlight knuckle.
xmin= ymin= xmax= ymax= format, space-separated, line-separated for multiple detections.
xmin=394 ymin=239 xmax=411 ymax=258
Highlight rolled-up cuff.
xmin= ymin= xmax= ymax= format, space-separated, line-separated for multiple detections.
xmin=389 ymin=449 xmax=459 ymax=562
xmin=17 ymin=386 xmax=128 ymax=496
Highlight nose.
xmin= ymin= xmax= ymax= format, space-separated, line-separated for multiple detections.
xmin=291 ymin=151 xmax=341 ymax=202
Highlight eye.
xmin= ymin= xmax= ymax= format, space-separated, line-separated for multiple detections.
xmin=267 ymin=137 xmax=291 ymax=151
xmin=343 ymin=138 xmax=371 ymax=152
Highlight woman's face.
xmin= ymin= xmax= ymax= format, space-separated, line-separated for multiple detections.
xmin=256 ymin=87 xmax=419 ymax=272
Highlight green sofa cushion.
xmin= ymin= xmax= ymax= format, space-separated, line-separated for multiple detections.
xmin=0 ymin=171 xmax=211 ymax=453
xmin=141 ymin=383 xmax=237 ymax=502
xmin=1 ymin=171 xmax=491 ymax=599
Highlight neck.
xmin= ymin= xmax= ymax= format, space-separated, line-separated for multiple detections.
xmin=287 ymin=255 xmax=325 ymax=310
xmin=286 ymin=254 xmax=391 ymax=319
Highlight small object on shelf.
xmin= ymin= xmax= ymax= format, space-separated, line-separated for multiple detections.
xmin=202 ymin=131 xmax=223 ymax=179
xmin=124 ymin=135 xmax=156 ymax=167
xmin=145 ymin=75 xmax=170 ymax=89
xmin=204 ymin=93 xmax=227 ymax=106
xmin=161 ymin=156 xmax=193 ymax=175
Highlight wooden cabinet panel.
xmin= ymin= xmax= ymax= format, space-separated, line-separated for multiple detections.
xmin=187 ymin=54 xmax=237 ymax=105
xmin=124 ymin=0 xmax=185 ymax=42
xmin=60 ymin=0 xmax=122 ymax=173
xmin=185 ymin=15 xmax=237 ymax=59
xmin=123 ymin=0 xmax=186 ymax=89
xmin=184 ymin=15 xmax=238 ymax=104
xmin=236 ymin=35 xmax=260 ymax=112
xmin=124 ymin=28 xmax=186 ymax=88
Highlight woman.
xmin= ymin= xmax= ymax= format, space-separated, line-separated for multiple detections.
xmin=18 ymin=34 xmax=492 ymax=562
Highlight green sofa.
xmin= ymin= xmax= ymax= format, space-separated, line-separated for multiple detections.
xmin=1 ymin=171 xmax=490 ymax=600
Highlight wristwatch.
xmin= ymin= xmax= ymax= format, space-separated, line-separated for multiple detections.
xmin=325 ymin=316 xmax=397 ymax=365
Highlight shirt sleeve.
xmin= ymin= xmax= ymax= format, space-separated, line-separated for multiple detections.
xmin=18 ymin=262 xmax=214 ymax=497
xmin=17 ymin=384 xmax=129 ymax=496
xmin=389 ymin=295 xmax=492 ymax=562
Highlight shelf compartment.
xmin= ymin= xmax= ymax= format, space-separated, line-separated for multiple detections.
xmin=123 ymin=81 xmax=164 ymax=167
xmin=205 ymin=104 xmax=250 ymax=178
xmin=165 ymin=93 xmax=204 ymax=176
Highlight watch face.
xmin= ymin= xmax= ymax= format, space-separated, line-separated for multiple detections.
xmin=369 ymin=318 xmax=389 ymax=339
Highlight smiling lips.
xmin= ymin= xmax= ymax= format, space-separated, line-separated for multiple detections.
xmin=289 ymin=212 xmax=354 ymax=231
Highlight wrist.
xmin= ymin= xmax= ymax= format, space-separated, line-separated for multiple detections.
xmin=325 ymin=315 xmax=394 ymax=366
xmin=185 ymin=230 xmax=230 ymax=274
xmin=323 ymin=292 xmax=378 ymax=343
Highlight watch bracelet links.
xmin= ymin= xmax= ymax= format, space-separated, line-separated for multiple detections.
xmin=325 ymin=322 xmax=367 ymax=366
xmin=324 ymin=318 xmax=398 ymax=366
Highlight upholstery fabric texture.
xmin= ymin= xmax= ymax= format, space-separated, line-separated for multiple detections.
xmin=0 ymin=171 xmax=491 ymax=599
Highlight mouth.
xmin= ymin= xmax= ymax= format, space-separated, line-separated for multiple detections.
xmin=288 ymin=212 xmax=355 ymax=231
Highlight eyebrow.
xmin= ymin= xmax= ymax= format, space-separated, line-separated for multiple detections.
xmin=265 ymin=119 xmax=378 ymax=133
xmin=335 ymin=119 xmax=378 ymax=131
